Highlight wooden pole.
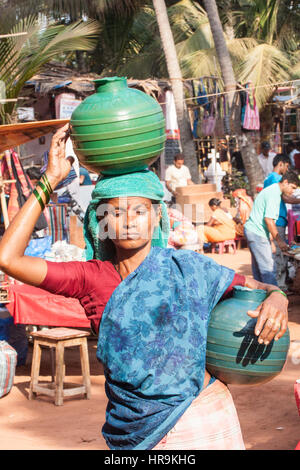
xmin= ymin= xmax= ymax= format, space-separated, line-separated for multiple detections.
xmin=0 ymin=151 xmax=16 ymax=229
xmin=0 ymin=33 xmax=28 ymax=39
xmin=0 ymin=164 xmax=10 ymax=229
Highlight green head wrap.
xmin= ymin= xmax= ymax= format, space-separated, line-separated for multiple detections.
xmin=83 ymin=170 xmax=170 ymax=261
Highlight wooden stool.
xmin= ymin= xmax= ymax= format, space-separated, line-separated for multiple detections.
xmin=211 ymin=239 xmax=236 ymax=255
xmin=29 ymin=327 xmax=91 ymax=406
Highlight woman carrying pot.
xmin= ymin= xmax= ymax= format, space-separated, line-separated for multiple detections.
xmin=0 ymin=125 xmax=288 ymax=450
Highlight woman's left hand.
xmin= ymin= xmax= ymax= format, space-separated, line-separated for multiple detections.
xmin=247 ymin=291 xmax=288 ymax=345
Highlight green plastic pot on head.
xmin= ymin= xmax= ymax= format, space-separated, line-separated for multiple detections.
xmin=70 ymin=76 xmax=166 ymax=175
xmin=206 ymin=286 xmax=290 ymax=385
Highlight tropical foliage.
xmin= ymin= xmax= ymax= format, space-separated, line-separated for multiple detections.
xmin=0 ymin=13 xmax=99 ymax=123
xmin=0 ymin=1 xmax=299 ymax=124
xmin=1 ymin=1 xmax=299 ymax=111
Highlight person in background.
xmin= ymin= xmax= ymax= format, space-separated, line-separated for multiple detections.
xmin=232 ymin=189 xmax=253 ymax=237
xmin=244 ymin=171 xmax=299 ymax=285
xmin=257 ymin=141 xmax=277 ymax=178
xmin=197 ymin=198 xmax=237 ymax=252
xmin=287 ymin=141 xmax=300 ymax=169
xmin=264 ymin=154 xmax=300 ymax=289
xmin=165 ymin=153 xmax=194 ymax=202
xmin=26 ymin=167 xmax=41 ymax=187
xmin=79 ymin=166 xmax=92 ymax=186
xmin=286 ymin=141 xmax=298 ymax=168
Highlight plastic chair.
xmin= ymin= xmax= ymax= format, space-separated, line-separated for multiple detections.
xmin=211 ymin=239 xmax=236 ymax=255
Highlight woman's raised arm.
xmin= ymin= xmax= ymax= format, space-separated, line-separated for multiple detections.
xmin=0 ymin=124 xmax=72 ymax=286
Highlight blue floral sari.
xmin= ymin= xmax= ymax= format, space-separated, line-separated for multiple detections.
xmin=97 ymin=247 xmax=234 ymax=450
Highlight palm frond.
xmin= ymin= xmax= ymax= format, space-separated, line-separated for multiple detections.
xmin=176 ymin=22 xmax=214 ymax=59
xmin=226 ymin=37 xmax=258 ymax=61
xmin=236 ymin=42 xmax=291 ymax=108
xmin=116 ymin=50 xmax=163 ymax=79
xmin=289 ymin=51 xmax=300 ymax=79
xmin=180 ymin=47 xmax=222 ymax=81
xmin=39 ymin=19 xmax=100 ymax=54
xmin=0 ymin=17 xmax=100 ymax=123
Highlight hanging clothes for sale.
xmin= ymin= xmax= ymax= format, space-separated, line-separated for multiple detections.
xmin=192 ymin=78 xmax=210 ymax=110
xmin=164 ymin=90 xmax=180 ymax=140
xmin=241 ymin=83 xmax=260 ymax=131
xmin=1 ymin=150 xmax=48 ymax=234
xmin=202 ymin=100 xmax=216 ymax=137
xmin=191 ymin=78 xmax=211 ymax=138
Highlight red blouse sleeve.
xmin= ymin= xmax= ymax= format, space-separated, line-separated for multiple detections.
xmin=38 ymin=259 xmax=121 ymax=334
xmin=222 ymin=273 xmax=246 ymax=298
xmin=39 ymin=260 xmax=95 ymax=298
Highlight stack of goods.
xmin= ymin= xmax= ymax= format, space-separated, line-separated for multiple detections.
xmin=167 ymin=208 xmax=199 ymax=248
xmin=44 ymin=240 xmax=85 ymax=262
xmin=0 ymin=271 xmax=10 ymax=303
xmin=0 ymin=340 xmax=17 ymax=398
xmin=0 ymin=303 xmax=17 ymax=396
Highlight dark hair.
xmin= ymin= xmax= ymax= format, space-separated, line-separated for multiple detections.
xmin=26 ymin=167 xmax=41 ymax=181
xmin=272 ymin=153 xmax=291 ymax=167
xmin=261 ymin=141 xmax=270 ymax=150
xmin=208 ymin=198 xmax=221 ymax=207
xmin=281 ymin=170 xmax=300 ymax=186
xmin=174 ymin=153 xmax=184 ymax=161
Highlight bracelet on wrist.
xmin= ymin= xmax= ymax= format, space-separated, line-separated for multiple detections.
xmin=267 ymin=289 xmax=287 ymax=299
xmin=33 ymin=188 xmax=45 ymax=211
xmin=36 ymin=180 xmax=51 ymax=205
xmin=41 ymin=173 xmax=53 ymax=194
xmin=33 ymin=174 xmax=54 ymax=210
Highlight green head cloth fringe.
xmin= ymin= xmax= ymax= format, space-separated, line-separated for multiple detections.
xmin=83 ymin=170 xmax=170 ymax=261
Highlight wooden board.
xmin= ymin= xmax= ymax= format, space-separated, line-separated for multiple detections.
xmin=0 ymin=119 xmax=69 ymax=153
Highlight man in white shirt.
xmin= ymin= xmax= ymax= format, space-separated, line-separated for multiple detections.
xmin=257 ymin=141 xmax=277 ymax=178
xmin=165 ymin=154 xmax=193 ymax=200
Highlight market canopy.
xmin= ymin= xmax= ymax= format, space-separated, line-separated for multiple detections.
xmin=0 ymin=118 xmax=69 ymax=153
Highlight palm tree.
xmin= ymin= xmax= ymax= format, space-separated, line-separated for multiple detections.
xmin=202 ymin=0 xmax=236 ymax=109
xmin=200 ymin=0 xmax=265 ymax=195
xmin=0 ymin=17 xmax=99 ymax=124
xmin=152 ymin=0 xmax=199 ymax=182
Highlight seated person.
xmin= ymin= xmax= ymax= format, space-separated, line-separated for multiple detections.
xmin=232 ymin=188 xmax=253 ymax=236
xmin=197 ymin=198 xmax=236 ymax=251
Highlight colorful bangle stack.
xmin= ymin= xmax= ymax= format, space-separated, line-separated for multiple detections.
xmin=267 ymin=289 xmax=287 ymax=299
xmin=33 ymin=173 xmax=53 ymax=211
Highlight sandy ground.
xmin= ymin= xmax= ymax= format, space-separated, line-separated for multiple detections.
xmin=1 ymin=247 xmax=299 ymax=451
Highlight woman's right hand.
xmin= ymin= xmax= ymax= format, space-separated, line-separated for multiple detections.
xmin=45 ymin=123 xmax=72 ymax=190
